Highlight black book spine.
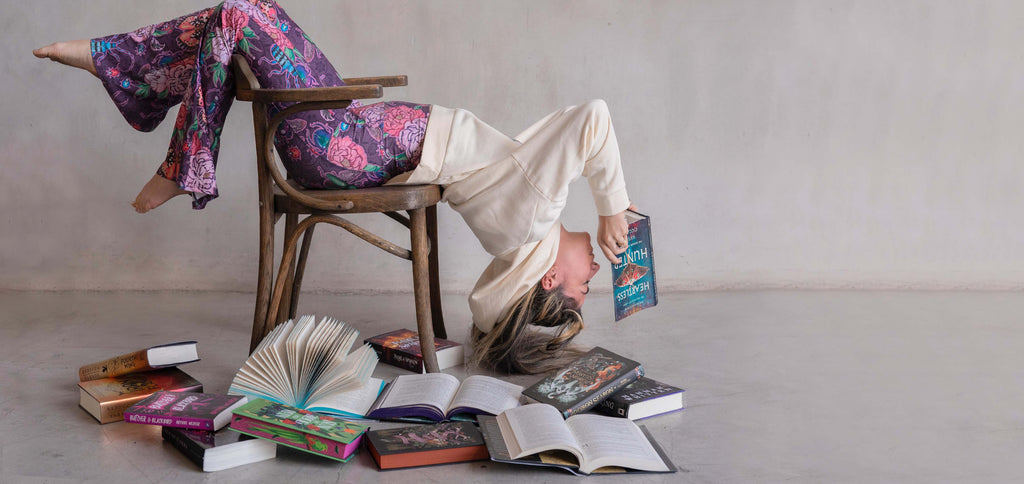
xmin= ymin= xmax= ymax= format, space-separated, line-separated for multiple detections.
xmin=596 ymin=395 xmax=629 ymax=418
xmin=161 ymin=427 xmax=205 ymax=468
xmin=564 ymin=365 xmax=645 ymax=418
xmin=369 ymin=343 xmax=424 ymax=373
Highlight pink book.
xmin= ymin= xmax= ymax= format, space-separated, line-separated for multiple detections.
xmin=124 ymin=392 xmax=247 ymax=431
xmin=230 ymin=398 xmax=368 ymax=462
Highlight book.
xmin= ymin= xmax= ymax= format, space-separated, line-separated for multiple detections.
xmin=78 ymin=367 xmax=203 ymax=424
xmin=162 ymin=427 xmax=277 ymax=472
xmin=365 ymin=421 xmax=490 ymax=470
xmin=78 ymin=341 xmax=199 ymax=381
xmin=230 ymin=398 xmax=369 ymax=462
xmin=125 ymin=391 xmax=247 ymax=431
xmin=364 ymin=328 xmax=465 ymax=373
xmin=520 ymin=347 xmax=643 ymax=418
xmin=228 ymin=314 xmax=383 ymax=418
xmin=596 ymin=377 xmax=684 ymax=420
xmin=366 ymin=373 xmax=523 ymax=422
xmin=478 ymin=404 xmax=676 ymax=476
xmin=611 ymin=210 xmax=658 ymax=321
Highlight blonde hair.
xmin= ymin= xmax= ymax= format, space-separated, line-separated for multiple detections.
xmin=471 ymin=282 xmax=586 ymax=374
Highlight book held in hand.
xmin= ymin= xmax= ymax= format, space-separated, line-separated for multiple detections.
xmin=228 ymin=315 xmax=382 ymax=418
xmin=78 ymin=341 xmax=199 ymax=381
xmin=162 ymin=427 xmax=277 ymax=472
xmin=78 ymin=367 xmax=203 ymax=424
xmin=125 ymin=391 xmax=247 ymax=431
xmin=521 ymin=347 xmax=643 ymax=418
xmin=230 ymin=398 xmax=369 ymax=463
xmin=364 ymin=328 xmax=464 ymax=373
xmin=367 ymin=373 xmax=523 ymax=422
xmin=612 ymin=210 xmax=658 ymax=321
xmin=596 ymin=376 xmax=684 ymax=420
xmin=478 ymin=404 xmax=676 ymax=475
xmin=365 ymin=421 xmax=490 ymax=470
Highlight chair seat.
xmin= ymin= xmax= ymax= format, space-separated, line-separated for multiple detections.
xmin=273 ymin=180 xmax=442 ymax=214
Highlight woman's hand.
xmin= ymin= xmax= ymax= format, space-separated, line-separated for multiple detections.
xmin=597 ymin=204 xmax=638 ymax=264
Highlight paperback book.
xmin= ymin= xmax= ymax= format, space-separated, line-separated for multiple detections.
xmin=228 ymin=315 xmax=382 ymax=418
xmin=367 ymin=373 xmax=522 ymax=422
xmin=364 ymin=328 xmax=464 ymax=373
xmin=162 ymin=427 xmax=277 ymax=472
xmin=125 ymin=391 xmax=247 ymax=431
xmin=611 ymin=210 xmax=658 ymax=321
xmin=596 ymin=376 xmax=684 ymax=420
xmin=365 ymin=421 xmax=490 ymax=470
xmin=78 ymin=367 xmax=203 ymax=424
xmin=478 ymin=404 xmax=676 ymax=476
xmin=230 ymin=398 xmax=370 ymax=463
xmin=521 ymin=347 xmax=643 ymax=418
xmin=78 ymin=341 xmax=199 ymax=381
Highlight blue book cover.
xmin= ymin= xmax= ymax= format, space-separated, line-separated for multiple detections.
xmin=612 ymin=210 xmax=658 ymax=321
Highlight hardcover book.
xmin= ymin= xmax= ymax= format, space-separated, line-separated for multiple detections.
xmin=78 ymin=367 xmax=203 ymax=424
xmin=521 ymin=347 xmax=643 ymax=418
xmin=611 ymin=210 xmax=658 ymax=321
xmin=596 ymin=376 xmax=685 ymax=420
xmin=228 ymin=315 xmax=383 ymax=418
xmin=366 ymin=374 xmax=523 ymax=422
xmin=78 ymin=341 xmax=199 ymax=381
xmin=365 ymin=421 xmax=490 ymax=470
xmin=364 ymin=328 xmax=465 ymax=373
xmin=478 ymin=405 xmax=676 ymax=475
xmin=162 ymin=427 xmax=277 ymax=472
xmin=125 ymin=391 xmax=247 ymax=431
xmin=230 ymin=398 xmax=369 ymax=463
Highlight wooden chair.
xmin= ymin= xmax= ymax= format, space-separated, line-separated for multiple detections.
xmin=230 ymin=55 xmax=448 ymax=372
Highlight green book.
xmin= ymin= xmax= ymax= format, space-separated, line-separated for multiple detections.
xmin=229 ymin=398 xmax=369 ymax=462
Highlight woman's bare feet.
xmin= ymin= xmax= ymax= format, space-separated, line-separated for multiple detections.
xmin=33 ymin=40 xmax=98 ymax=77
xmin=133 ymin=175 xmax=190 ymax=213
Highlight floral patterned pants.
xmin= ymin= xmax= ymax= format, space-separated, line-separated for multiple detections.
xmin=91 ymin=0 xmax=430 ymax=209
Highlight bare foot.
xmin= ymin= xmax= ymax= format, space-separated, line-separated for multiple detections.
xmin=33 ymin=40 xmax=98 ymax=77
xmin=132 ymin=175 xmax=190 ymax=213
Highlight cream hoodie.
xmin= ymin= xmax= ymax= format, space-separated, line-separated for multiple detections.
xmin=388 ymin=100 xmax=629 ymax=332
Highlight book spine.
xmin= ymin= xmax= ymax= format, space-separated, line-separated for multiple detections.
xmin=124 ymin=412 xmax=214 ymax=430
xmin=79 ymin=349 xmax=153 ymax=381
xmin=161 ymin=427 xmax=205 ymax=468
xmin=596 ymin=396 xmax=630 ymax=418
xmin=564 ymin=365 xmax=645 ymax=418
xmin=368 ymin=342 xmax=424 ymax=373
xmin=230 ymin=414 xmax=359 ymax=462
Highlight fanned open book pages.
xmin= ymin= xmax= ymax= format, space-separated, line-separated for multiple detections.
xmin=228 ymin=315 xmax=380 ymax=418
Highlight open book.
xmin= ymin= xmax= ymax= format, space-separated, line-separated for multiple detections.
xmin=228 ymin=315 xmax=382 ymax=419
xmin=479 ymin=403 xmax=675 ymax=475
xmin=366 ymin=373 xmax=522 ymax=422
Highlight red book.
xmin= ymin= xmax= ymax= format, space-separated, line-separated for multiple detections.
xmin=366 ymin=421 xmax=489 ymax=470
xmin=364 ymin=329 xmax=464 ymax=372
xmin=124 ymin=392 xmax=247 ymax=431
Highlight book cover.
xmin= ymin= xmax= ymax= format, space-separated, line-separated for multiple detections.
xmin=364 ymin=329 xmax=464 ymax=372
xmin=611 ymin=210 xmax=658 ymax=321
xmin=595 ymin=377 xmax=684 ymax=420
xmin=125 ymin=392 xmax=246 ymax=430
xmin=161 ymin=427 xmax=277 ymax=472
xmin=230 ymin=398 xmax=369 ymax=463
xmin=78 ymin=367 xmax=203 ymax=424
xmin=521 ymin=347 xmax=643 ymax=418
xmin=365 ymin=421 xmax=489 ymax=470
xmin=78 ymin=341 xmax=199 ymax=381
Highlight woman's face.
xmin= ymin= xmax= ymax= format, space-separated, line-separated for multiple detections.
xmin=551 ymin=226 xmax=602 ymax=306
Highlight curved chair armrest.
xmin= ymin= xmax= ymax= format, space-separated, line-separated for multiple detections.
xmin=342 ymin=75 xmax=408 ymax=87
xmin=239 ymin=84 xmax=384 ymax=103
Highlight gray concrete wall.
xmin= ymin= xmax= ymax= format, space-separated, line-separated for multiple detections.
xmin=3 ymin=0 xmax=1023 ymax=292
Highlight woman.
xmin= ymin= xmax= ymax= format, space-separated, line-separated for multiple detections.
xmin=34 ymin=0 xmax=633 ymax=374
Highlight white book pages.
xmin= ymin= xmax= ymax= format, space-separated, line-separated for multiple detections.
xmin=448 ymin=375 xmax=523 ymax=416
xmin=498 ymin=404 xmax=581 ymax=460
xmin=376 ymin=373 xmax=461 ymax=412
xmin=286 ymin=315 xmax=317 ymax=402
xmin=565 ymin=414 xmax=670 ymax=474
xmin=304 ymin=344 xmax=376 ymax=402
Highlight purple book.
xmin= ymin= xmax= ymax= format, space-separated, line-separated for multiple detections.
xmin=124 ymin=392 xmax=247 ymax=431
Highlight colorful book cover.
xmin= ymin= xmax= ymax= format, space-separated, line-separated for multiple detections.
xmin=78 ymin=367 xmax=203 ymax=424
xmin=78 ymin=341 xmax=199 ymax=381
xmin=125 ymin=391 xmax=245 ymax=430
xmin=612 ymin=210 xmax=658 ymax=321
xmin=364 ymin=329 xmax=464 ymax=372
xmin=365 ymin=421 xmax=489 ymax=469
xmin=521 ymin=347 xmax=644 ymax=418
xmin=596 ymin=377 xmax=684 ymax=419
xmin=230 ymin=398 xmax=369 ymax=462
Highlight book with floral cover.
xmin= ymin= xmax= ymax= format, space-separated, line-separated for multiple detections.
xmin=230 ymin=398 xmax=369 ymax=462
xmin=612 ymin=210 xmax=658 ymax=321
xmin=365 ymin=421 xmax=490 ymax=469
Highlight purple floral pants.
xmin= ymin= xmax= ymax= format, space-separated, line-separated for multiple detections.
xmin=91 ymin=0 xmax=430 ymax=209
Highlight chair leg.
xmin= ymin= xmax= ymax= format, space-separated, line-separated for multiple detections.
xmin=267 ymin=218 xmax=308 ymax=333
xmin=426 ymin=205 xmax=446 ymax=339
xmin=251 ymin=205 xmax=276 ymax=354
xmin=289 ymin=224 xmax=316 ymax=320
xmin=277 ymin=213 xmax=299 ymax=324
xmin=410 ymin=208 xmax=440 ymax=373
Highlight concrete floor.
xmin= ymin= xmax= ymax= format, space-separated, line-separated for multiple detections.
xmin=2 ymin=290 xmax=1023 ymax=483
